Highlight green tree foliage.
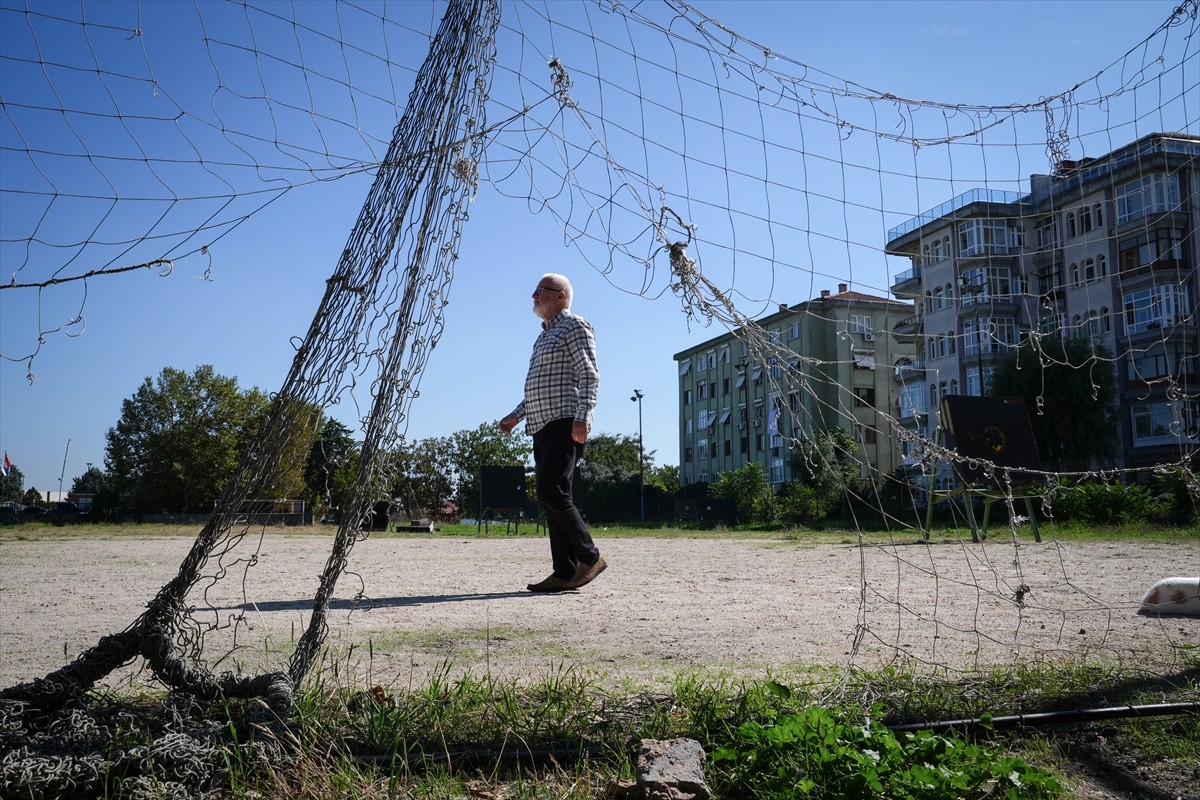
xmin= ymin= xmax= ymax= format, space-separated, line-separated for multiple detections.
xmin=0 ymin=463 xmax=24 ymax=503
xmin=711 ymin=461 xmax=769 ymax=524
xmin=390 ymin=436 xmax=454 ymax=518
xmin=580 ymin=433 xmax=650 ymax=473
xmin=70 ymin=465 xmax=107 ymax=495
xmin=578 ymin=433 xmax=653 ymax=522
xmin=649 ymin=463 xmax=679 ymax=496
xmin=988 ymin=334 xmax=1119 ymax=471
xmin=304 ymin=418 xmax=359 ymax=518
xmin=790 ymin=427 xmax=859 ymax=509
xmin=22 ymin=487 xmax=42 ymax=506
xmin=104 ymin=365 xmax=271 ymax=513
xmin=446 ymin=422 xmax=531 ymax=516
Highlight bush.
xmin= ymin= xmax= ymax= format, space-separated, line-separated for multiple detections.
xmin=776 ymin=483 xmax=828 ymax=525
xmin=1044 ymin=481 xmax=1154 ymax=525
xmin=1148 ymin=467 xmax=1200 ymax=527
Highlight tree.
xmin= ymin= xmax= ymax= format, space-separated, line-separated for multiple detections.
xmin=987 ymin=334 xmax=1119 ymax=471
xmin=788 ymin=427 xmax=860 ymax=520
xmin=648 ymin=464 xmax=679 ymax=496
xmin=105 ymin=365 xmax=271 ymax=513
xmin=710 ymin=461 xmax=769 ymax=524
xmin=1 ymin=464 xmax=24 ymax=504
xmin=304 ymin=418 xmax=359 ymax=518
xmin=70 ymin=465 xmax=107 ymax=495
xmin=447 ymin=422 xmax=532 ymax=516
xmin=390 ymin=436 xmax=453 ymax=518
xmin=580 ymin=433 xmax=651 ymax=473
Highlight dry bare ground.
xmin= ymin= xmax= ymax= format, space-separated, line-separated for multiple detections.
xmin=3 ymin=529 xmax=1196 ymax=691
xmin=3 ymin=528 xmax=1199 ymax=800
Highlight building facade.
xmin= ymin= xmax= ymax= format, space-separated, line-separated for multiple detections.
xmin=885 ymin=133 xmax=1199 ymax=482
xmin=674 ymin=285 xmax=916 ymax=488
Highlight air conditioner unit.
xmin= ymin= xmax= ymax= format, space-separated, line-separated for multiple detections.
xmin=737 ymin=423 xmax=745 ymax=430
xmin=753 ymin=420 xmax=761 ymax=427
xmin=864 ymin=332 xmax=876 ymax=341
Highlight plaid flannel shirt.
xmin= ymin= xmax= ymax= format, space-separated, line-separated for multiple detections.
xmin=510 ymin=310 xmax=599 ymax=435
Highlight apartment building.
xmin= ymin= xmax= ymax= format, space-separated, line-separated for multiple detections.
xmin=885 ymin=132 xmax=1199 ymax=482
xmin=674 ymin=285 xmax=916 ymax=488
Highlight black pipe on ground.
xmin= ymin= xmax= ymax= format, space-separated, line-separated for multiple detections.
xmin=887 ymin=701 xmax=1199 ymax=735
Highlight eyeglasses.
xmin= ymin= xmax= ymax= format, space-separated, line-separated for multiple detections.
xmin=533 ymin=285 xmax=563 ymax=294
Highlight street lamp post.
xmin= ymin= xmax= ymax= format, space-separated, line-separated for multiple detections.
xmin=630 ymin=389 xmax=644 ymax=522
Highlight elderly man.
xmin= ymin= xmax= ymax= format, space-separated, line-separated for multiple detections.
xmin=499 ymin=273 xmax=607 ymax=592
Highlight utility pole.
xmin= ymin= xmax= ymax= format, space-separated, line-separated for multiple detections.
xmin=630 ymin=389 xmax=644 ymax=522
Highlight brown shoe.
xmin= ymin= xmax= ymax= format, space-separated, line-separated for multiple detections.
xmin=567 ymin=555 xmax=607 ymax=589
xmin=527 ymin=573 xmax=575 ymax=593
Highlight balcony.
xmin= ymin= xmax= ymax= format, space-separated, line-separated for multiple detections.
xmin=894 ymin=358 xmax=926 ymax=382
xmin=891 ymin=314 xmax=922 ymax=343
xmin=891 ymin=265 xmax=922 ymax=294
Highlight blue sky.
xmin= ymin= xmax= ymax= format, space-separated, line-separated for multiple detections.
xmin=0 ymin=0 xmax=1189 ymax=498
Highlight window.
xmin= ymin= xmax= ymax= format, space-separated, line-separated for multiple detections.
xmin=697 ymin=438 xmax=709 ymax=460
xmin=852 ymin=349 xmax=876 ymax=369
xmin=1116 ymin=173 xmax=1180 ymax=224
xmin=958 ymin=219 xmax=1014 ymax=256
xmin=769 ymin=458 xmax=784 ymax=484
xmin=698 ymin=409 xmax=712 ymax=428
xmin=769 ymin=356 xmax=781 ymax=380
xmin=723 ymin=440 xmax=732 ymax=457
xmin=719 ymin=407 xmax=731 ymax=425
xmin=965 ymin=317 xmax=1018 ymax=355
xmin=1039 ymin=313 xmax=1067 ymax=335
xmin=1131 ymin=400 xmax=1199 ymax=444
xmin=1038 ymin=265 xmax=1063 ymax=295
xmin=722 ymin=377 xmax=730 ymax=395
xmin=1070 ymin=262 xmax=1080 ymax=287
xmin=1094 ymin=202 xmax=1104 ymax=228
xmin=789 ymin=392 xmax=801 ymax=412
xmin=1119 ymin=228 xmax=1184 ymax=271
xmin=853 ymin=387 xmax=876 ymax=407
xmin=705 ymin=351 xmax=716 ymax=370
xmin=1127 ymin=344 xmax=1178 ymax=382
xmin=719 ymin=346 xmax=730 ymax=364
xmin=684 ymin=447 xmax=693 ymax=463
xmin=1123 ymin=284 xmax=1191 ymax=334
xmin=966 ymin=366 xmax=982 ymax=397
xmin=684 ymin=389 xmax=692 ymax=405
xmin=1035 ymin=217 xmax=1059 ymax=250
xmin=856 ymin=424 xmax=877 ymax=444
xmin=678 ymin=359 xmax=691 ymax=376
xmin=851 ymin=315 xmax=874 ymax=335
xmin=898 ymin=383 xmax=926 ymax=417
xmin=752 ymin=366 xmax=763 ymax=385
xmin=790 ymin=321 xmax=800 ymax=339
xmin=960 ymin=265 xmax=1012 ymax=302
xmin=697 ymin=379 xmax=708 ymax=401
xmin=1079 ymin=204 xmax=1094 ymax=234
xmin=1066 ymin=211 xmax=1077 ymax=239
xmin=1083 ymin=258 xmax=1097 ymax=283
xmin=930 ymin=238 xmax=942 ymax=262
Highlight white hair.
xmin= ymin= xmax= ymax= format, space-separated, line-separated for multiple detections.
xmin=541 ymin=273 xmax=574 ymax=308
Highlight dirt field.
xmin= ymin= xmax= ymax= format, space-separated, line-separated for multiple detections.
xmin=3 ymin=529 xmax=1197 ymax=693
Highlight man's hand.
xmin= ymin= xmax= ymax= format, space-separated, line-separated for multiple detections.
xmin=499 ymin=414 xmax=519 ymax=435
xmin=572 ymin=419 xmax=589 ymax=444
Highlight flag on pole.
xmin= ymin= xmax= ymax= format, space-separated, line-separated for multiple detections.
xmin=1 ymin=452 xmax=10 ymax=478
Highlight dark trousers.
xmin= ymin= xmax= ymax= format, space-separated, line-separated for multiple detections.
xmin=532 ymin=418 xmax=600 ymax=579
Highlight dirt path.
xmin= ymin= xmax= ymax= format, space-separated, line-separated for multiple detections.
xmin=2 ymin=531 xmax=1197 ymax=692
